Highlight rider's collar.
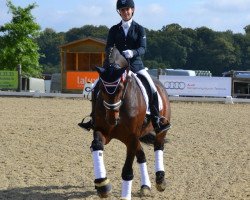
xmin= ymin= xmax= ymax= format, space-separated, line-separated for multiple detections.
xmin=122 ymin=18 xmax=133 ymax=29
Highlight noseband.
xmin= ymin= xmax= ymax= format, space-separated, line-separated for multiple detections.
xmin=103 ymin=100 xmax=122 ymax=111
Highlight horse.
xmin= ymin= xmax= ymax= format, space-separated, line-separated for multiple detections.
xmin=89 ymin=47 xmax=171 ymax=199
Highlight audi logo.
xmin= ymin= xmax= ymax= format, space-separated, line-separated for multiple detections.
xmin=164 ymin=81 xmax=186 ymax=90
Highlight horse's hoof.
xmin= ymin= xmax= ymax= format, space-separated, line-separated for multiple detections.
xmin=95 ymin=178 xmax=112 ymax=198
xmin=96 ymin=184 xmax=112 ymax=198
xmin=140 ymin=185 xmax=151 ymax=197
xmin=156 ymin=171 xmax=166 ymax=192
xmin=156 ymin=179 xmax=167 ymax=192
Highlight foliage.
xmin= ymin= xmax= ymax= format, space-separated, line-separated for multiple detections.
xmin=144 ymin=24 xmax=250 ymax=75
xmin=36 ymin=28 xmax=65 ymax=73
xmin=0 ymin=0 xmax=42 ymax=77
xmin=65 ymin=25 xmax=109 ymax=43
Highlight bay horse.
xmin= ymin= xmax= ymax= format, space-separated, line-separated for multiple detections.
xmin=89 ymin=47 xmax=171 ymax=199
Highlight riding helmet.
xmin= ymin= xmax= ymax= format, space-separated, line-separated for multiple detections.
xmin=116 ymin=0 xmax=135 ymax=10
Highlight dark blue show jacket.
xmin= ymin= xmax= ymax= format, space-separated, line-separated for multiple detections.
xmin=106 ymin=20 xmax=146 ymax=73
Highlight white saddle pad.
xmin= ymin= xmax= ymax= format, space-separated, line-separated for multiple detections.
xmin=130 ymin=71 xmax=163 ymax=115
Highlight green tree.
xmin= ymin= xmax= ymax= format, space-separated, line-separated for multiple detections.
xmin=65 ymin=25 xmax=108 ymax=43
xmin=210 ymin=34 xmax=237 ymax=75
xmin=191 ymin=27 xmax=215 ymax=70
xmin=159 ymin=24 xmax=188 ymax=68
xmin=0 ymin=0 xmax=41 ymax=77
xmin=242 ymin=34 xmax=250 ymax=70
xmin=36 ymin=28 xmax=65 ymax=74
xmin=244 ymin=25 xmax=250 ymax=34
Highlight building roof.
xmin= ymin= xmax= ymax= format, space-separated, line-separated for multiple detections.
xmin=60 ymin=37 xmax=106 ymax=48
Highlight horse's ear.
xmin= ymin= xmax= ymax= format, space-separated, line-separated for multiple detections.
xmin=95 ymin=66 xmax=105 ymax=74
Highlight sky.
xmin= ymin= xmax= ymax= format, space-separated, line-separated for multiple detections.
xmin=1 ymin=0 xmax=250 ymax=34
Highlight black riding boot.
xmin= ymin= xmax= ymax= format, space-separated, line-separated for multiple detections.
xmin=78 ymin=82 xmax=99 ymax=131
xmin=150 ymin=92 xmax=170 ymax=134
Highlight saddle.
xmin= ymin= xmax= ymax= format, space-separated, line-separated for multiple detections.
xmin=130 ymin=72 xmax=163 ymax=115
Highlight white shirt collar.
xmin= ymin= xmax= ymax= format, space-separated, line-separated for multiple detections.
xmin=122 ymin=18 xmax=133 ymax=29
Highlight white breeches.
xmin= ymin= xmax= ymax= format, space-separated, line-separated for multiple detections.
xmin=137 ymin=69 xmax=157 ymax=93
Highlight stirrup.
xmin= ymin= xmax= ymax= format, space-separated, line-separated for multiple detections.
xmin=154 ymin=123 xmax=171 ymax=134
xmin=78 ymin=117 xmax=93 ymax=131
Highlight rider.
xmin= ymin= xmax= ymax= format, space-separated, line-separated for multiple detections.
xmin=79 ymin=0 xmax=169 ymax=134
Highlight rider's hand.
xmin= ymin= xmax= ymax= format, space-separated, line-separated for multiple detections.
xmin=122 ymin=50 xmax=134 ymax=59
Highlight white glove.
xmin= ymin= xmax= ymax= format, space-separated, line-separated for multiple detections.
xmin=122 ymin=50 xmax=134 ymax=59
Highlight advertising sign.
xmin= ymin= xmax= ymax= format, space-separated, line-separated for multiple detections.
xmin=0 ymin=71 xmax=18 ymax=90
xmin=66 ymin=71 xmax=99 ymax=90
xmin=159 ymin=75 xmax=232 ymax=97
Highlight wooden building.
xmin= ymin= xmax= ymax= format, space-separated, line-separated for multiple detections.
xmin=60 ymin=37 xmax=106 ymax=93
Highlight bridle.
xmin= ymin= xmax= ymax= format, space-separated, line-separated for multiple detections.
xmin=100 ymin=70 xmax=130 ymax=112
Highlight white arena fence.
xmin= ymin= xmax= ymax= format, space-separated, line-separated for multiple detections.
xmin=0 ymin=91 xmax=250 ymax=104
xmin=1 ymin=75 xmax=250 ymax=104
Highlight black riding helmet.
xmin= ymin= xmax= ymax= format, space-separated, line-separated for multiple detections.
xmin=116 ymin=0 xmax=135 ymax=10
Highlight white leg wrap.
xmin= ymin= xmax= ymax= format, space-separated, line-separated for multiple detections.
xmin=121 ymin=180 xmax=132 ymax=200
xmin=155 ymin=150 xmax=164 ymax=172
xmin=92 ymin=150 xmax=106 ymax=179
xmin=139 ymin=162 xmax=151 ymax=188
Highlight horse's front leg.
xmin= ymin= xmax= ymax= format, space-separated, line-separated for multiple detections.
xmin=90 ymin=130 xmax=111 ymax=198
xmin=154 ymin=132 xmax=167 ymax=192
xmin=120 ymin=138 xmax=139 ymax=200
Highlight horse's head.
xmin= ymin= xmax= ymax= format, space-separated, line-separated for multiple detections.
xmin=96 ymin=64 xmax=129 ymax=126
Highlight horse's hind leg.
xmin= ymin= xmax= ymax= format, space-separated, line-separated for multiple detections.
xmin=154 ymin=132 xmax=167 ymax=192
xmin=90 ymin=131 xmax=112 ymax=198
xmin=136 ymin=144 xmax=152 ymax=197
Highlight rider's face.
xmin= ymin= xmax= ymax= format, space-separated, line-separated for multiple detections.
xmin=119 ymin=7 xmax=134 ymax=21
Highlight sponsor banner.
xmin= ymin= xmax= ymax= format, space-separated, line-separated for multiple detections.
xmin=66 ymin=71 xmax=99 ymax=90
xmin=159 ymin=75 xmax=232 ymax=97
xmin=0 ymin=71 xmax=18 ymax=89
